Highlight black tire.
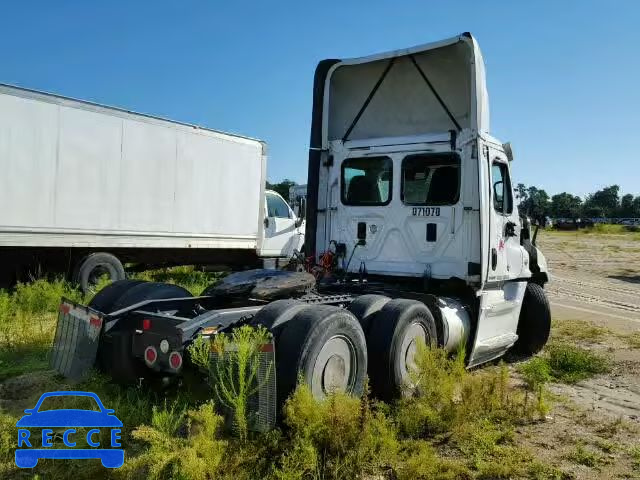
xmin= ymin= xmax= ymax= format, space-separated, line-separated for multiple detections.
xmin=88 ymin=280 xmax=146 ymax=314
xmin=367 ymin=299 xmax=437 ymax=401
xmin=110 ymin=282 xmax=192 ymax=313
xmin=347 ymin=294 xmax=391 ymax=335
xmin=74 ymin=253 xmax=126 ymax=295
xmin=97 ymin=282 xmax=192 ymax=382
xmin=251 ymin=299 xmax=309 ymax=339
xmin=512 ymin=283 xmax=551 ymax=356
xmin=275 ymin=306 xmax=367 ymax=408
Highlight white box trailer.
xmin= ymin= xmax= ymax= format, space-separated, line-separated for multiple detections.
xmin=0 ymin=84 xmax=304 ymax=292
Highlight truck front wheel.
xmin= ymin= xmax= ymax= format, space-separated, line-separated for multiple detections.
xmin=367 ymin=299 xmax=437 ymax=400
xmin=511 ymin=283 xmax=551 ymax=356
xmin=74 ymin=252 xmax=126 ymax=295
xmin=275 ymin=306 xmax=367 ymax=408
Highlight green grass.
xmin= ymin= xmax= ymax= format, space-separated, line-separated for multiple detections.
xmin=132 ymin=265 xmax=223 ymax=296
xmin=519 ymin=342 xmax=610 ymax=386
xmin=546 ymin=343 xmax=610 ymax=383
xmin=622 ymin=331 xmax=640 ymax=349
xmin=567 ymin=442 xmax=607 ymax=468
xmin=630 ymin=445 xmax=640 ymax=471
xmin=551 ymin=319 xmax=610 ymax=344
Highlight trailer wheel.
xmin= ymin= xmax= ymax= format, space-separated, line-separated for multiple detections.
xmin=275 ymin=306 xmax=367 ymax=407
xmin=367 ymin=299 xmax=437 ymax=400
xmin=97 ymin=282 xmax=192 ymax=382
xmin=347 ymin=294 xmax=391 ymax=335
xmin=88 ymin=280 xmax=146 ymax=314
xmin=512 ymin=283 xmax=551 ymax=356
xmin=251 ymin=299 xmax=309 ymax=339
xmin=74 ymin=253 xmax=126 ymax=295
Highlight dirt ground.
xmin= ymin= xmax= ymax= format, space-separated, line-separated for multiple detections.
xmin=514 ymin=230 xmax=640 ymax=479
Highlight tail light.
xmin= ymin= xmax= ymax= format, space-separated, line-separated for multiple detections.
xmin=142 ymin=319 xmax=152 ymax=331
xmin=144 ymin=346 xmax=157 ymax=366
xmin=169 ymin=351 xmax=183 ymax=370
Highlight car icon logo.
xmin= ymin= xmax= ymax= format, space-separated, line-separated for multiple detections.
xmin=15 ymin=391 xmax=124 ymax=468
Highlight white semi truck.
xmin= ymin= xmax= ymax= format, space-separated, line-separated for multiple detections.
xmin=0 ymin=84 xmax=304 ymax=292
xmin=51 ymin=33 xmax=551 ymax=428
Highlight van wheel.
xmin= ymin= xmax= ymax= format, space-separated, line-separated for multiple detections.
xmin=275 ymin=306 xmax=367 ymax=408
xmin=367 ymin=299 xmax=437 ymax=401
xmin=347 ymin=294 xmax=391 ymax=335
xmin=74 ymin=253 xmax=126 ymax=295
xmin=512 ymin=283 xmax=551 ymax=356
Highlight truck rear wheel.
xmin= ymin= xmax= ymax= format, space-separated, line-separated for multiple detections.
xmin=367 ymin=299 xmax=437 ymax=400
xmin=74 ymin=252 xmax=126 ymax=295
xmin=512 ymin=283 xmax=551 ymax=356
xmin=347 ymin=294 xmax=391 ymax=335
xmin=251 ymin=299 xmax=308 ymax=339
xmin=275 ymin=306 xmax=367 ymax=407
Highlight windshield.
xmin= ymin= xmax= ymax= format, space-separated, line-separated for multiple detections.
xmin=341 ymin=156 xmax=392 ymax=206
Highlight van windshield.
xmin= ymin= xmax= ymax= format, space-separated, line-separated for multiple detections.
xmin=341 ymin=156 xmax=392 ymax=206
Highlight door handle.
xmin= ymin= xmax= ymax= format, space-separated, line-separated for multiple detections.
xmin=491 ymin=248 xmax=498 ymax=271
xmin=264 ymin=218 xmax=269 ymax=229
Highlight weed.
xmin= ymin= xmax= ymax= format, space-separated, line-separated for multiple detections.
xmin=594 ymin=438 xmax=617 ymax=453
xmin=133 ymin=266 xmax=223 ymax=296
xmin=275 ymin=383 xmax=399 ymax=480
xmin=123 ymin=401 xmax=227 ymax=480
xmin=546 ymin=343 xmax=610 ymax=383
xmin=208 ymin=325 xmax=272 ymax=441
xmin=595 ymin=416 xmax=626 ymax=437
xmin=622 ymin=331 xmax=640 ymax=349
xmin=552 ymin=319 xmax=610 ymax=343
xmin=567 ymin=442 xmax=606 ymax=468
xmin=151 ymin=399 xmax=186 ymax=436
xmin=630 ymin=445 xmax=640 ymax=471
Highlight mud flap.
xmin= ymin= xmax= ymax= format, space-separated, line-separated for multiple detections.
xmin=50 ymin=298 xmax=104 ymax=381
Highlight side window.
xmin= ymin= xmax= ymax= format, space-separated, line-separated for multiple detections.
xmin=491 ymin=161 xmax=513 ymax=214
xmin=341 ymin=156 xmax=392 ymax=206
xmin=401 ymin=153 xmax=460 ymax=205
xmin=266 ymin=193 xmax=291 ymax=218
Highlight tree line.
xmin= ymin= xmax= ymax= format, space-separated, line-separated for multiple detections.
xmin=516 ymin=184 xmax=640 ymax=220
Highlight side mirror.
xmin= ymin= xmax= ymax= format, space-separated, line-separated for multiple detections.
xmin=264 ymin=217 xmax=269 ymax=229
xmin=294 ymin=217 xmax=304 ymax=228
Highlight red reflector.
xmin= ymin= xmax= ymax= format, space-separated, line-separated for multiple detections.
xmin=260 ymin=343 xmax=274 ymax=353
xmin=169 ymin=351 xmax=183 ymax=370
xmin=142 ymin=319 xmax=152 ymax=330
xmin=144 ymin=346 xmax=157 ymax=365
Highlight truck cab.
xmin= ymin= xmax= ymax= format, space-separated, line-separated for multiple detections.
xmin=306 ymin=32 xmax=549 ymax=366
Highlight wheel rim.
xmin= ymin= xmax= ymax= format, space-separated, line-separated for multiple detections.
xmin=400 ymin=322 xmax=427 ymax=387
xmin=311 ymin=334 xmax=357 ymax=398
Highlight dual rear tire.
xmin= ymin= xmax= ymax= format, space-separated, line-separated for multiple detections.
xmin=351 ymin=297 xmax=438 ymax=400
xmin=254 ymin=303 xmax=367 ymax=407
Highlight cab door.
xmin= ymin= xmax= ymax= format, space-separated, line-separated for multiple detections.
xmin=261 ymin=191 xmax=299 ymax=257
xmin=468 ymin=146 xmax=524 ymax=367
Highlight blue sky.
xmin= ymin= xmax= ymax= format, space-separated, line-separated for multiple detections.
xmin=1 ymin=1 xmax=638 ymax=198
